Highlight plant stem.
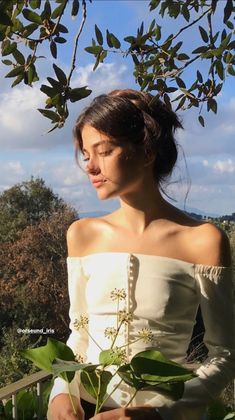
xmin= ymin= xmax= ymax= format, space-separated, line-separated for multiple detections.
xmin=83 ymin=326 xmax=103 ymax=351
xmin=125 ymin=389 xmax=138 ymax=407
xmin=95 ymin=372 xmax=102 ymax=415
xmin=111 ymin=320 xmax=124 ymax=349
xmin=98 ymin=377 xmax=123 ymax=411
xmin=68 ymin=384 xmax=78 ymax=416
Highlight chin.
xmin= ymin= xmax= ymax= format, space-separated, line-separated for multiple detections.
xmin=96 ymin=189 xmax=118 ymax=201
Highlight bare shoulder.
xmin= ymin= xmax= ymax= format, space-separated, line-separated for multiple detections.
xmin=187 ymin=222 xmax=231 ymax=267
xmin=66 ymin=217 xmax=108 ymax=257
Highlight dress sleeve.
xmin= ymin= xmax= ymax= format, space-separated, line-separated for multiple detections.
xmin=151 ymin=265 xmax=235 ymax=420
xmin=48 ymin=258 xmax=89 ymax=404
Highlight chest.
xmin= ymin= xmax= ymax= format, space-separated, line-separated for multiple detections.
xmin=90 ymin=224 xmax=193 ymax=262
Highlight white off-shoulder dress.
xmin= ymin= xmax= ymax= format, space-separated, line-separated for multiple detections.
xmin=48 ymin=253 xmax=235 ymax=420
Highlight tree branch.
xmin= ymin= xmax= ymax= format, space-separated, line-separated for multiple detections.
xmin=67 ymin=0 xmax=87 ymax=86
xmin=166 ymin=5 xmax=212 ymax=45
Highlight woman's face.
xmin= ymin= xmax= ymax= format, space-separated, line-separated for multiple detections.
xmin=80 ymin=124 xmax=149 ymax=200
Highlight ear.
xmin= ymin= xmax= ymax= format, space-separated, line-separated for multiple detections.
xmin=143 ymin=152 xmax=156 ymax=167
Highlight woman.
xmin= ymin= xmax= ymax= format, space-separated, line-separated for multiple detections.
xmin=47 ymin=89 xmax=234 ymax=420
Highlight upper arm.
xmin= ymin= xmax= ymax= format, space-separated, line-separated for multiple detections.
xmin=66 ymin=218 xmax=90 ymax=257
xmin=192 ymin=223 xmax=231 ymax=267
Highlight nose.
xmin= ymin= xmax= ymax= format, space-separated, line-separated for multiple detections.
xmin=85 ymin=156 xmax=100 ymax=175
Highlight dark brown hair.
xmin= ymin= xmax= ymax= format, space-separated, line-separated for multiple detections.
xmin=73 ymin=89 xmax=183 ymax=184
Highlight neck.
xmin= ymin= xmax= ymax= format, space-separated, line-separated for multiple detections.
xmin=118 ymin=184 xmax=170 ymax=234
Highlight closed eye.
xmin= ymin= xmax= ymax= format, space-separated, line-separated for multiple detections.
xmin=98 ymin=150 xmax=113 ymax=156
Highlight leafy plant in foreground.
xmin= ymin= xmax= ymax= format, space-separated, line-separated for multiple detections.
xmin=22 ymin=288 xmax=196 ymax=416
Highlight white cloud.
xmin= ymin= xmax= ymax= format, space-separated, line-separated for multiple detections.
xmin=0 ymin=62 xmax=129 ymax=151
xmin=0 ymin=160 xmax=25 ymax=190
xmin=213 ymin=158 xmax=235 ymax=174
xmin=0 ymin=85 xmax=45 ymax=132
xmin=73 ymin=63 xmax=128 ymax=94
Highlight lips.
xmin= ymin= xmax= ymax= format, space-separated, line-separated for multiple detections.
xmin=91 ymin=178 xmax=106 ymax=188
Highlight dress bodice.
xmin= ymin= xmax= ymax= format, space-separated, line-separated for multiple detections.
xmin=49 ymin=253 xmax=235 ymax=420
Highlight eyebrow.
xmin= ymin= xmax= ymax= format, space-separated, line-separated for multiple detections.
xmin=82 ymin=140 xmax=115 ymax=153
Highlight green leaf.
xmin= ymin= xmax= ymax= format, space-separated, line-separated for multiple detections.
xmin=40 ymin=84 xmax=58 ymax=97
xmin=227 ymin=40 xmax=235 ymax=50
xmin=224 ymin=0 xmax=233 ymax=23
xmin=99 ymin=349 xmax=123 ymax=366
xmin=106 ymin=30 xmax=120 ymax=49
xmin=53 ymin=63 xmax=67 ymax=85
xmin=41 ymin=0 xmax=51 ymax=20
xmin=47 ymin=77 xmax=62 ymax=89
xmin=149 ymin=0 xmax=161 ymax=12
xmin=56 ymin=23 xmax=68 ymax=33
xmin=28 ymin=64 xmax=36 ymax=85
xmin=2 ymin=59 xmax=13 ymax=65
xmin=192 ymin=46 xmax=208 ymax=54
xmin=149 ymin=19 xmax=155 ymax=33
xmin=215 ymin=60 xmax=224 ymax=80
xmin=154 ymin=24 xmax=161 ymax=41
xmin=12 ymin=49 xmax=25 ymax=65
xmin=29 ymin=0 xmax=41 ymax=9
xmin=5 ymin=66 xmax=24 ymax=78
xmin=72 ymin=0 xmax=80 ymax=17
xmin=197 ymin=70 xmax=203 ymax=83
xmin=80 ymin=369 xmax=99 ymax=399
xmin=225 ymin=20 xmax=234 ymax=30
xmin=175 ymin=96 xmax=186 ymax=112
xmin=68 ymin=87 xmax=92 ymax=102
xmin=145 ymin=381 xmax=184 ymax=401
xmin=198 ymin=115 xmax=205 ymax=127
xmin=11 ymin=74 xmax=24 ymax=87
xmin=117 ymin=364 xmax=136 ymax=387
xmin=47 ymin=123 xmax=59 ymax=133
xmin=85 ymin=45 xmax=103 ymax=55
xmin=95 ymin=24 xmax=103 ymax=46
xmin=22 ymin=22 xmax=39 ymax=37
xmin=0 ymin=11 xmax=12 ymax=26
xmin=177 ymin=53 xmax=190 ymax=61
xmin=54 ymin=36 xmax=66 ymax=43
xmin=199 ymin=26 xmax=209 ymax=43
xmin=221 ymin=33 xmax=232 ymax=49
xmin=124 ymin=35 xmax=136 ymax=44
xmin=51 ymin=3 xmax=65 ymax=19
xmin=228 ymin=65 xmax=235 ymax=76
xmin=22 ymin=9 xmax=42 ymax=24
xmin=106 ymin=30 xmax=113 ymax=48
xmin=22 ymin=338 xmax=75 ymax=373
xmin=52 ymin=358 xmax=89 ymax=378
xmin=50 ymin=41 xmax=57 ymax=59
xmin=2 ymin=41 xmax=17 ymax=56
xmin=208 ymin=98 xmax=217 ymax=114
xmin=182 ymin=4 xmax=190 ymax=22
xmin=38 ymin=109 xmax=61 ymax=123
xmin=130 ymin=350 xmax=196 ymax=384
xmin=176 ymin=77 xmax=186 ymax=88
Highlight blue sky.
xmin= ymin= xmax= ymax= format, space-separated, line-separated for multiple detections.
xmin=0 ymin=0 xmax=235 ymax=216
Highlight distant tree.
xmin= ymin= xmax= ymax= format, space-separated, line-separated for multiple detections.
xmin=0 ymin=0 xmax=234 ymax=131
xmin=0 ymin=177 xmax=68 ymax=242
xmin=0 ymin=205 xmax=77 ymax=341
xmin=0 ymin=179 xmax=78 ymax=386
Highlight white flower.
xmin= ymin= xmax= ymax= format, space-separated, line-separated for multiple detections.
xmin=104 ymin=327 xmax=117 ymax=339
xmin=118 ymin=310 xmax=133 ymax=324
xmin=73 ymin=315 xmax=89 ymax=330
xmin=138 ymin=328 xmax=154 ymax=343
xmin=110 ymin=288 xmax=127 ymax=301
